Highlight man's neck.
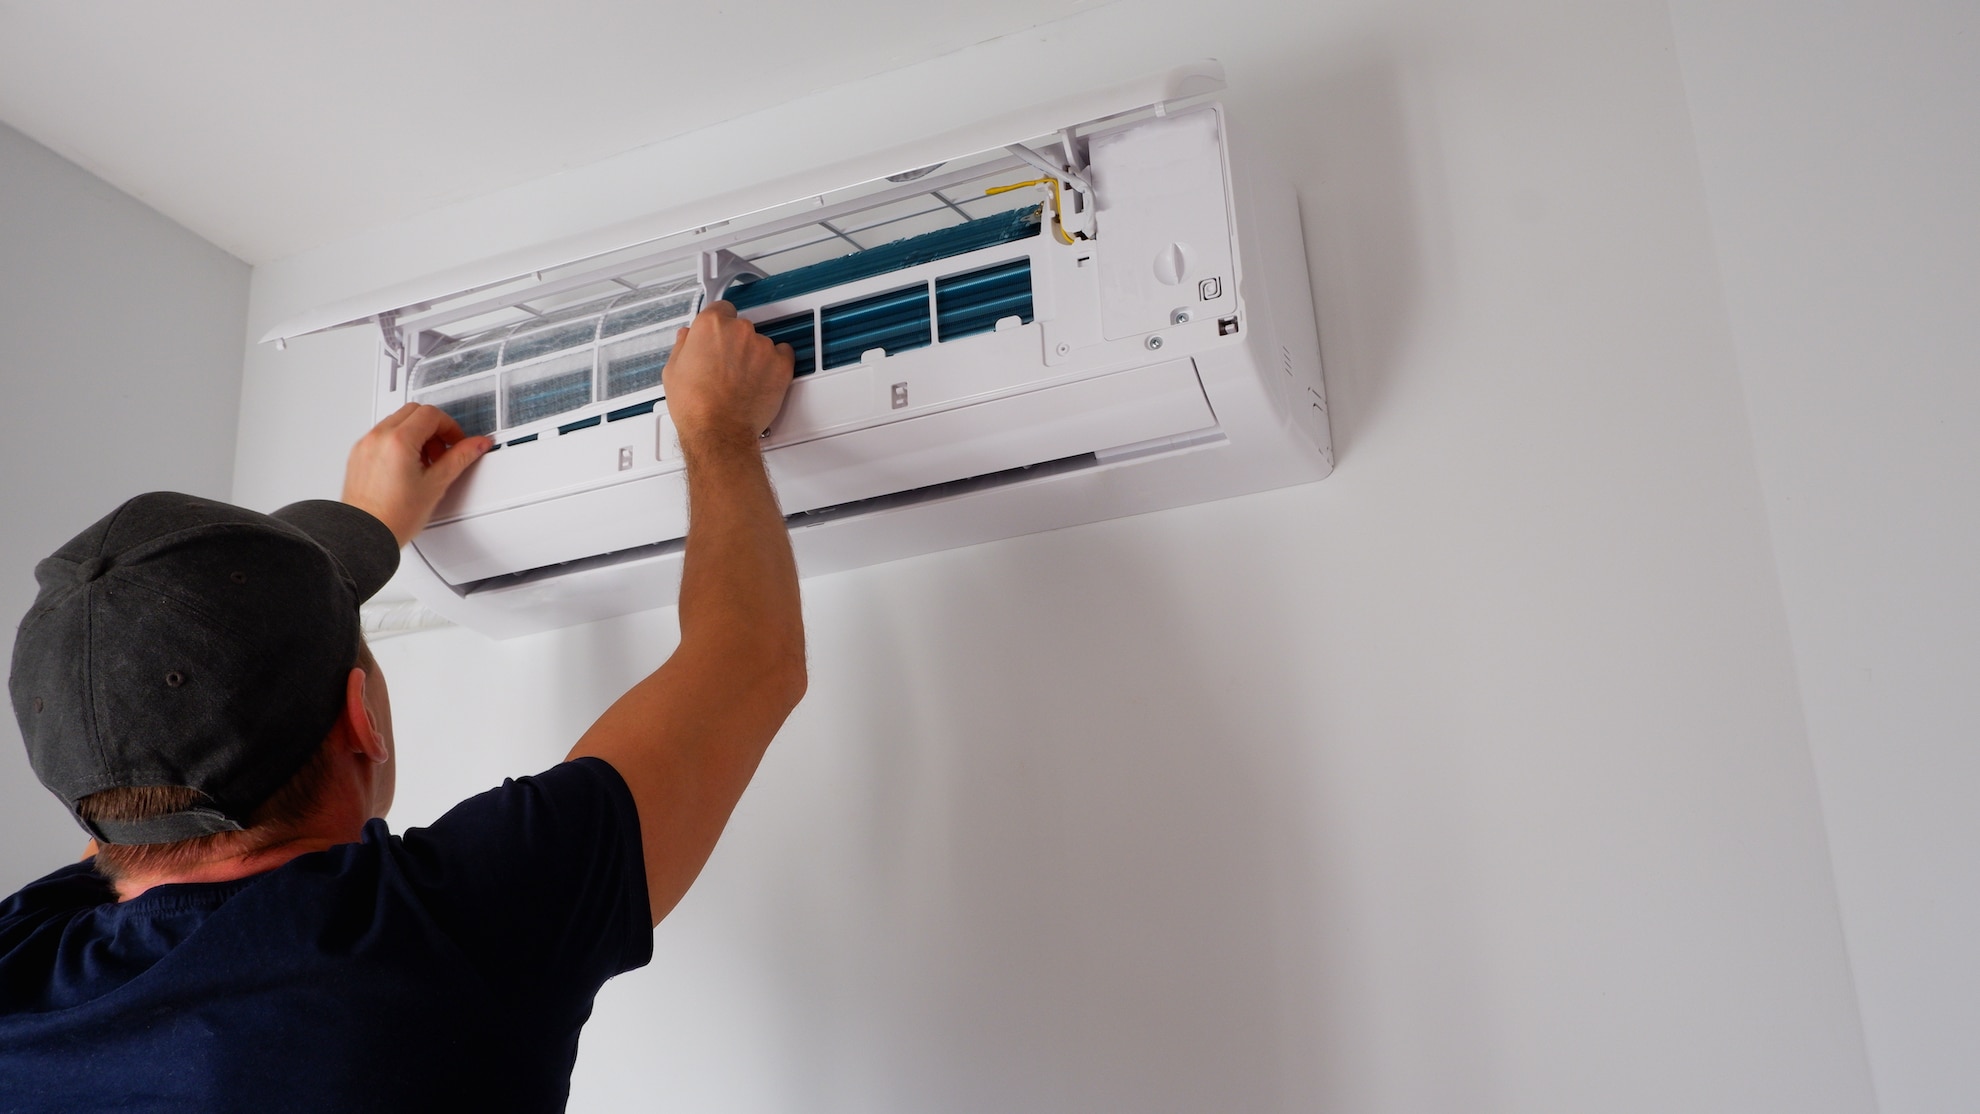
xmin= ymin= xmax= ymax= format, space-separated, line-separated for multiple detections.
xmin=113 ymin=834 xmax=350 ymax=902
xmin=108 ymin=748 xmax=382 ymax=901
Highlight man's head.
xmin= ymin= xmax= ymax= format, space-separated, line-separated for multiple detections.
xmin=9 ymin=493 xmax=400 ymax=850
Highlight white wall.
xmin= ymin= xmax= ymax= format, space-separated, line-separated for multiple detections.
xmin=0 ymin=123 xmax=250 ymax=893
xmin=1668 ymin=3 xmax=1980 ymax=1110
xmin=235 ymin=1 xmax=1881 ymax=1110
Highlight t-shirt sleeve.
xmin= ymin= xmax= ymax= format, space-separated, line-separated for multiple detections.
xmin=390 ymin=757 xmax=653 ymax=1020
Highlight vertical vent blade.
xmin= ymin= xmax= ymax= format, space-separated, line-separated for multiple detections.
xmin=758 ymin=312 xmax=818 ymax=377
xmin=821 ymin=284 xmax=932 ymax=371
xmin=936 ymin=259 xmax=1034 ymax=341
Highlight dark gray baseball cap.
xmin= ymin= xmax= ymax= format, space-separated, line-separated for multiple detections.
xmin=9 ymin=492 xmax=399 ymax=845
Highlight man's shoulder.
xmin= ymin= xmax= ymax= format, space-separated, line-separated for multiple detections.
xmin=0 ymin=861 xmax=112 ymax=929
xmin=397 ymin=757 xmax=636 ymax=852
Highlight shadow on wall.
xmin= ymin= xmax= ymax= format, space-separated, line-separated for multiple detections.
xmin=1235 ymin=39 xmax=1447 ymax=464
xmin=736 ymin=524 xmax=1332 ymax=1113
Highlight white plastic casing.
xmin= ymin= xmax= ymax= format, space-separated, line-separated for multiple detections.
xmin=345 ymin=88 xmax=1329 ymax=637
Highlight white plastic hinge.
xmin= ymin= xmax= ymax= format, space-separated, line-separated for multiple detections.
xmin=699 ymin=249 xmax=767 ymax=308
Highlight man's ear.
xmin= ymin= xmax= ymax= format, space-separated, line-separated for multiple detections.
xmin=344 ymin=667 xmax=389 ymax=764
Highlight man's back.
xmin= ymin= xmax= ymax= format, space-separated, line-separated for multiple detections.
xmin=4 ymin=303 xmax=804 ymax=1104
xmin=0 ymin=760 xmax=650 ymax=1113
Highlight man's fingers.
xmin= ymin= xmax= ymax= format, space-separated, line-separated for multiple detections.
xmin=418 ymin=408 xmax=469 ymax=463
xmin=392 ymin=404 xmax=449 ymax=451
xmin=701 ymin=300 xmax=738 ymax=321
xmin=374 ymin=402 xmax=421 ymax=432
xmin=426 ymin=407 xmax=468 ymax=443
xmin=428 ymin=436 xmax=491 ymax=488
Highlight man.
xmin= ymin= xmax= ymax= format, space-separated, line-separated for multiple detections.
xmin=0 ymin=304 xmax=805 ymax=1111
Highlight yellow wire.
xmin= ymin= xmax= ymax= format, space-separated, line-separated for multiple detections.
xmin=985 ymin=177 xmax=1077 ymax=245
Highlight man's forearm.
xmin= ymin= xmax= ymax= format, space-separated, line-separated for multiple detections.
xmin=676 ymin=427 xmax=803 ymax=676
xmin=563 ymin=428 xmax=803 ymax=923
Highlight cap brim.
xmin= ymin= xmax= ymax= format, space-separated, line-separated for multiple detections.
xmin=270 ymin=500 xmax=402 ymax=603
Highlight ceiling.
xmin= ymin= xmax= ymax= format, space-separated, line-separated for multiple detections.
xmin=0 ymin=0 xmax=1100 ymax=263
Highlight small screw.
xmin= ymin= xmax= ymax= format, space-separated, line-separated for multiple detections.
xmin=165 ymin=671 xmax=185 ymax=688
xmin=1146 ymin=335 xmax=1164 ymax=350
xmin=1171 ymin=309 xmax=1191 ymax=325
xmin=1055 ymin=342 xmax=1072 ymax=357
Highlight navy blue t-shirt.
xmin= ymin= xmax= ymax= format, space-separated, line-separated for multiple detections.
xmin=0 ymin=757 xmax=652 ymax=1112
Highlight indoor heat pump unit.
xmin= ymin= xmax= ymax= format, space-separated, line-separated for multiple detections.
xmin=266 ymin=62 xmax=1332 ymax=637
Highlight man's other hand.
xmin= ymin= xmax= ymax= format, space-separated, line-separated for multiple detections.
xmin=661 ymin=302 xmax=795 ymax=445
xmin=341 ymin=404 xmax=492 ymax=546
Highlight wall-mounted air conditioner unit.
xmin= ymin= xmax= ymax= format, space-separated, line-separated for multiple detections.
xmin=265 ymin=62 xmax=1331 ymax=638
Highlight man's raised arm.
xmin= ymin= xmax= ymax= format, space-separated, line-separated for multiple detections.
xmin=566 ymin=302 xmax=807 ymax=926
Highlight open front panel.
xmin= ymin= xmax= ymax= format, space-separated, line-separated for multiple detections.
xmin=416 ymin=164 xmax=1082 ymax=529
xmin=400 ymin=160 xmax=1052 ymax=451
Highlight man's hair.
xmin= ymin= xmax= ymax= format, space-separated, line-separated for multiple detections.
xmin=77 ymin=640 xmax=377 ymax=881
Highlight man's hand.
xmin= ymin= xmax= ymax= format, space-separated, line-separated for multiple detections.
xmin=341 ymin=404 xmax=491 ymax=547
xmin=662 ymin=301 xmax=795 ymax=444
